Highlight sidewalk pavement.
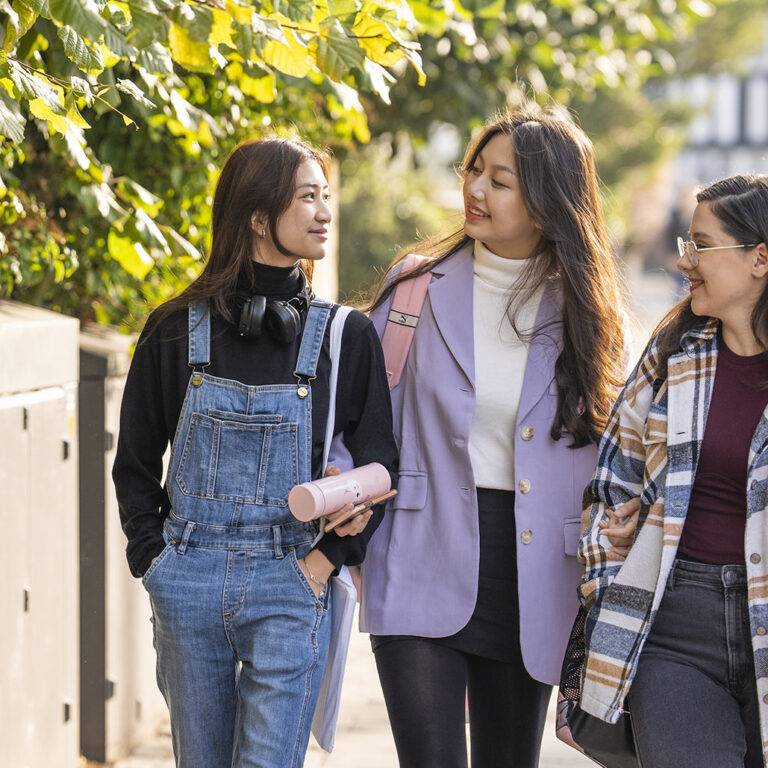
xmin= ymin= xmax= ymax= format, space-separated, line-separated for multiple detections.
xmin=114 ymin=607 xmax=593 ymax=768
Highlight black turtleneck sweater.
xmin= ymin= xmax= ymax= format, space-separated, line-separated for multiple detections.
xmin=112 ymin=261 xmax=397 ymax=577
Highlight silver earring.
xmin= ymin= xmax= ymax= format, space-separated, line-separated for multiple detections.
xmin=260 ymin=229 xmax=266 ymax=238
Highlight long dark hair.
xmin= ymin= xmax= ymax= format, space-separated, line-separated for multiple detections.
xmin=655 ymin=174 xmax=768 ymax=371
xmin=368 ymin=106 xmax=627 ymax=447
xmin=153 ymin=137 xmax=330 ymax=325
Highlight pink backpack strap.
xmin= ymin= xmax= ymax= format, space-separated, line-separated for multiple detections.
xmin=380 ymin=253 xmax=432 ymax=390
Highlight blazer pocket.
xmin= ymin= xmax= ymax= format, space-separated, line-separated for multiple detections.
xmin=563 ymin=517 xmax=582 ymax=556
xmin=392 ymin=470 xmax=428 ymax=511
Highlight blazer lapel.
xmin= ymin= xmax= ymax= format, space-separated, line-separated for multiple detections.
xmin=517 ymin=282 xmax=562 ymax=424
xmin=427 ymin=242 xmax=475 ymax=387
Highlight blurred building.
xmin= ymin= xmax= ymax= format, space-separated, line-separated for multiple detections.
xmin=625 ymin=21 xmax=768 ymax=342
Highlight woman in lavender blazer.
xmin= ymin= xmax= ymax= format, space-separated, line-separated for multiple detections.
xmin=359 ymin=107 xmax=628 ymax=767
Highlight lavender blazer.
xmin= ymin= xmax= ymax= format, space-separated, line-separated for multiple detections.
xmin=359 ymin=242 xmax=598 ymax=686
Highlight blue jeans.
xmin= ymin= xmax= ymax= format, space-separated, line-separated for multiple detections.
xmin=628 ymin=558 xmax=762 ymax=768
xmin=145 ymin=524 xmax=331 ymax=768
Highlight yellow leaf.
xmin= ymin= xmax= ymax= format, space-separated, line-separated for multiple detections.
xmin=225 ymin=0 xmax=254 ymax=24
xmin=239 ymin=71 xmax=276 ymax=103
xmin=262 ymin=29 xmax=313 ymax=78
xmin=404 ymin=49 xmax=426 ymax=86
xmin=99 ymin=44 xmax=120 ymax=68
xmin=351 ymin=15 xmax=405 ymax=67
xmin=67 ymin=105 xmax=90 ymax=129
xmin=268 ymin=11 xmax=319 ymax=33
xmin=122 ymin=113 xmax=136 ymax=127
xmin=211 ymin=7 xmax=234 ymax=48
xmin=168 ymin=22 xmax=210 ymax=69
xmin=0 ymin=77 xmax=14 ymax=96
xmin=197 ymin=118 xmax=214 ymax=146
xmin=28 ymin=97 xmax=69 ymax=134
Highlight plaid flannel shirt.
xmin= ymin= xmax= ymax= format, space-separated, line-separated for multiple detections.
xmin=578 ymin=317 xmax=768 ymax=764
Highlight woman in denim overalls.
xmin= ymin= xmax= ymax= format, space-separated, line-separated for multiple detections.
xmin=113 ymin=138 xmax=397 ymax=768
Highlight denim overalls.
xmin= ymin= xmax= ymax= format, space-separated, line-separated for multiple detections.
xmin=142 ymin=301 xmax=333 ymax=768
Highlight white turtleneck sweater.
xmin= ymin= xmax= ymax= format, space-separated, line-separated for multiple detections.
xmin=469 ymin=240 xmax=544 ymax=491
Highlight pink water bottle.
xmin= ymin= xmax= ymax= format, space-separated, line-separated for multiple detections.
xmin=288 ymin=463 xmax=392 ymax=521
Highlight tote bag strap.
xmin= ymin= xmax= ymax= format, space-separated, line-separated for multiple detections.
xmin=322 ymin=304 xmax=353 ymax=471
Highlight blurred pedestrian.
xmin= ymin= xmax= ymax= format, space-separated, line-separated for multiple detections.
xmin=360 ymin=107 xmax=629 ymax=768
xmin=112 ymin=137 xmax=397 ymax=768
xmin=579 ymin=174 xmax=768 ymax=768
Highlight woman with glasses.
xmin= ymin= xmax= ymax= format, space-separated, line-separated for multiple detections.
xmin=578 ymin=174 xmax=768 ymax=768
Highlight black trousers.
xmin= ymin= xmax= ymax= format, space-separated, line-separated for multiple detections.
xmin=371 ymin=485 xmax=550 ymax=768
xmin=372 ymin=636 xmax=551 ymax=768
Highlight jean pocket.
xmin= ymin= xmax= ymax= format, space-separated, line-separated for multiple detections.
xmin=176 ymin=412 xmax=299 ymax=504
xmin=289 ymin=549 xmax=327 ymax=606
xmin=141 ymin=541 xmax=175 ymax=589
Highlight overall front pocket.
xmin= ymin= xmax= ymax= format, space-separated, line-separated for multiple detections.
xmin=176 ymin=412 xmax=299 ymax=504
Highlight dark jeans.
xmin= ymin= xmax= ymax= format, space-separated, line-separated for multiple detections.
xmin=371 ymin=636 xmax=551 ymax=768
xmin=628 ymin=558 xmax=762 ymax=768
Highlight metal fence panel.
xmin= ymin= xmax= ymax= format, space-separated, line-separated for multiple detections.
xmin=0 ymin=300 xmax=79 ymax=768
xmin=79 ymin=327 xmax=166 ymax=763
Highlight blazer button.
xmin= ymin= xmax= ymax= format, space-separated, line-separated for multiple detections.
xmin=751 ymin=553 xmax=762 ymax=564
xmin=758 ymin=626 xmax=767 ymax=636
xmin=751 ymin=480 xmax=758 ymax=490
xmin=521 ymin=425 xmax=534 ymax=441
xmin=518 ymin=478 xmax=531 ymax=494
xmin=521 ymin=529 xmax=533 ymax=544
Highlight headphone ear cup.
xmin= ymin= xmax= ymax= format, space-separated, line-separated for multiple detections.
xmin=238 ymin=295 xmax=267 ymax=338
xmin=264 ymin=300 xmax=302 ymax=344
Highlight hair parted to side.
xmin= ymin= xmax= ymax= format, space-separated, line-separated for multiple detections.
xmin=368 ymin=104 xmax=627 ymax=447
xmin=153 ymin=136 xmax=331 ymax=325
xmin=655 ymin=174 xmax=768 ymax=371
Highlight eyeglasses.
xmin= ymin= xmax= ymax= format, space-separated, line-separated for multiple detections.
xmin=676 ymin=236 xmax=758 ymax=267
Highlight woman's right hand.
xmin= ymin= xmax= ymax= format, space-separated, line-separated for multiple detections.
xmin=598 ymin=497 xmax=641 ymax=556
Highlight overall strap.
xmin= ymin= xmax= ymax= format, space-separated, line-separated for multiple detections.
xmin=188 ymin=303 xmax=211 ymax=368
xmin=294 ymin=301 xmax=332 ymax=386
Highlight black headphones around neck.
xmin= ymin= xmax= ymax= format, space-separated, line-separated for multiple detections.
xmin=238 ymin=271 xmax=313 ymax=344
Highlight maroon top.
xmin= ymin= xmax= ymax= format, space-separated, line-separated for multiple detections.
xmin=678 ymin=332 xmax=768 ymax=565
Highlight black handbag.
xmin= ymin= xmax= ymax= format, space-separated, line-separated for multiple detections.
xmin=557 ymin=605 xmax=641 ymax=768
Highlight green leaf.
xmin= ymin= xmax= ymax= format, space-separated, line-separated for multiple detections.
xmin=57 ymin=25 xmax=104 ymax=72
xmin=362 ymin=59 xmax=393 ymax=103
xmin=135 ymin=41 xmax=173 ymax=74
xmin=272 ymin=0 xmax=315 ymax=24
xmin=116 ymin=78 xmax=156 ymax=108
xmin=232 ymin=20 xmax=252 ymax=60
xmin=1 ymin=0 xmax=36 ymax=51
xmin=0 ymin=86 xmax=25 ymax=141
xmin=62 ymin=127 xmax=89 ymax=169
xmin=170 ymin=3 xmax=212 ymax=43
xmin=312 ymin=20 xmax=365 ymax=81
xmin=24 ymin=0 xmax=50 ymax=16
xmin=9 ymin=60 xmax=65 ymax=113
xmin=127 ymin=0 xmax=162 ymax=47
xmin=80 ymin=182 xmax=128 ymax=223
xmin=104 ymin=21 xmax=135 ymax=57
xmin=108 ymin=229 xmax=154 ymax=279
xmin=166 ymin=227 xmax=200 ymax=259
xmin=48 ymin=0 xmax=107 ymax=42
xmin=133 ymin=207 xmax=166 ymax=247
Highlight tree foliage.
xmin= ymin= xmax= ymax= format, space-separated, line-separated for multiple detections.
xmin=0 ymin=0 xmax=425 ymax=326
xmin=0 ymin=0 xmax=748 ymax=326
xmin=336 ymin=0 xmax=758 ymax=296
